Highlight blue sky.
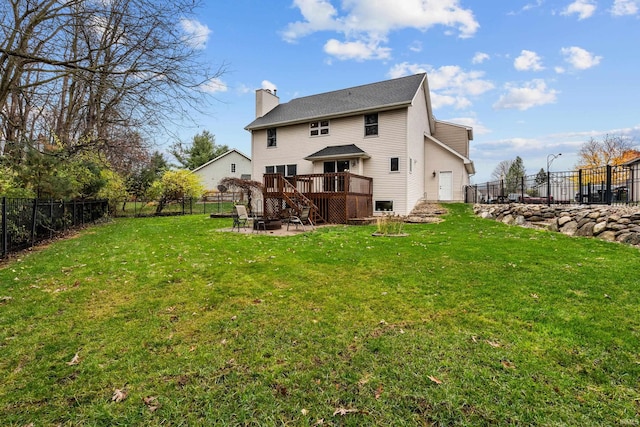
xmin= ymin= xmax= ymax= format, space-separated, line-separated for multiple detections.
xmin=173 ymin=0 xmax=640 ymax=182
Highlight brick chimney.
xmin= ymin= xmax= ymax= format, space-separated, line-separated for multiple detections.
xmin=255 ymin=88 xmax=279 ymax=118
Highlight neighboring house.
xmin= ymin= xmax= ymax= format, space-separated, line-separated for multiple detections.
xmin=191 ymin=149 xmax=251 ymax=191
xmin=244 ymin=73 xmax=474 ymax=221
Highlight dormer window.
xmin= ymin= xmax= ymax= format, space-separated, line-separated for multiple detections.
xmin=310 ymin=120 xmax=329 ymax=136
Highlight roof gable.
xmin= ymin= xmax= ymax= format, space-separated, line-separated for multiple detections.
xmin=191 ymin=149 xmax=251 ymax=173
xmin=245 ymin=73 xmax=426 ymax=130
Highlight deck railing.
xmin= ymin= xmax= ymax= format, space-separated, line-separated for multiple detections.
xmin=263 ymin=173 xmax=373 ymax=223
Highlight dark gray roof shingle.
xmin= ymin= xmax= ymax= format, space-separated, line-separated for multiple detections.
xmin=246 ymin=73 xmax=426 ymax=130
xmin=304 ymin=144 xmax=370 ymax=160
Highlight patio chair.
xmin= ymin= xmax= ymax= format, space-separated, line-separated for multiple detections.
xmin=287 ymin=206 xmax=314 ymax=231
xmin=232 ymin=205 xmax=249 ymax=231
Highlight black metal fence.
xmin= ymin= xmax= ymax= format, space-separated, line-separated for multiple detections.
xmin=1 ymin=198 xmax=108 ymax=257
xmin=109 ymin=191 xmax=248 ymax=218
xmin=465 ymin=163 xmax=640 ymax=206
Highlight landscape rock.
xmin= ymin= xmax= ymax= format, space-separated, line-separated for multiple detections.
xmin=474 ymin=203 xmax=640 ymax=249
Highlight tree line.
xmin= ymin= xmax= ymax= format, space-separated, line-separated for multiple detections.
xmin=0 ymin=0 xmax=228 ymax=212
xmin=491 ymin=134 xmax=639 ymax=192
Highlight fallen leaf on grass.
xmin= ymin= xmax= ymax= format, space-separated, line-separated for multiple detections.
xmin=112 ymin=389 xmax=128 ymax=402
xmin=428 ymin=375 xmax=443 ymax=385
xmin=333 ymin=407 xmax=360 ymax=416
xmin=486 ymin=340 xmax=501 ymax=348
xmin=501 ymin=360 xmax=516 ymax=369
xmin=143 ymin=396 xmax=160 ymax=412
xmin=530 ymin=293 xmax=539 ymax=299
xmin=301 ymin=408 xmax=309 ymax=415
xmin=375 ymin=384 xmax=384 ymax=399
xmin=66 ymin=353 xmax=80 ymax=366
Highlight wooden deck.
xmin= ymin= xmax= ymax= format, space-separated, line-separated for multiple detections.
xmin=263 ymin=173 xmax=373 ymax=224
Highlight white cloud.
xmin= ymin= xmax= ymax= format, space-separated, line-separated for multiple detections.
xmin=561 ymin=46 xmax=602 ymax=69
xmin=493 ymin=79 xmax=558 ymax=110
xmin=388 ymin=62 xmax=494 ymax=109
xmin=180 ymin=18 xmax=211 ymax=49
xmin=561 ymin=0 xmax=597 ymax=20
xmin=261 ymin=80 xmax=278 ymax=92
xmin=283 ymin=0 xmax=479 ymax=60
xmin=446 ymin=116 xmax=491 ymax=135
xmin=324 ymin=38 xmax=391 ymax=60
xmin=514 ymin=50 xmax=545 ymax=71
xmin=201 ymin=78 xmax=228 ymax=94
xmin=472 ymin=52 xmax=490 ymax=64
xmin=611 ymin=0 xmax=639 ymax=16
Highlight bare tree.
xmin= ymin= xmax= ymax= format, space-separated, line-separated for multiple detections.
xmin=575 ymin=134 xmax=637 ymax=168
xmin=1 ymin=0 xmax=225 ymax=167
xmin=491 ymin=159 xmax=512 ymax=181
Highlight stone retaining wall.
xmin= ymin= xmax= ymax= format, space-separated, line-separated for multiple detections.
xmin=473 ymin=204 xmax=640 ymax=247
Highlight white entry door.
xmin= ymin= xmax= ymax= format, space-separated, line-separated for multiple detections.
xmin=438 ymin=171 xmax=453 ymax=201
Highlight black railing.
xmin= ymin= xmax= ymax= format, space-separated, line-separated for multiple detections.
xmin=1 ymin=198 xmax=108 ymax=258
xmin=465 ymin=163 xmax=640 ymax=206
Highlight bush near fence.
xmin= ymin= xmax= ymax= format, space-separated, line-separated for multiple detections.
xmin=465 ymin=163 xmax=640 ymax=206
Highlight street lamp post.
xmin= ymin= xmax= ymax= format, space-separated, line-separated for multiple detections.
xmin=546 ymin=153 xmax=562 ymax=205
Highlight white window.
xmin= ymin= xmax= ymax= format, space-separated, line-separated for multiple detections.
xmin=310 ymin=120 xmax=329 ymax=136
xmin=231 ymin=163 xmax=236 ymax=173
xmin=375 ymin=200 xmax=394 ymax=212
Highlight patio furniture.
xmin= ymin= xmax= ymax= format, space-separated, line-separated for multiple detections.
xmin=232 ymin=205 xmax=249 ymax=231
xmin=287 ymin=206 xmax=314 ymax=231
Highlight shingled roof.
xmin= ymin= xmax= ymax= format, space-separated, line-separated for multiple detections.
xmin=304 ymin=144 xmax=371 ymax=161
xmin=245 ymin=73 xmax=426 ymax=131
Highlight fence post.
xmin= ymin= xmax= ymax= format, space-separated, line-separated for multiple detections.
xmin=547 ymin=171 xmax=551 ymax=206
xmin=520 ymin=176 xmax=525 ymax=202
xmin=49 ymin=199 xmax=54 ymax=238
xmin=1 ymin=197 xmax=6 ymax=257
xmin=606 ymin=165 xmax=612 ymax=205
xmin=578 ymin=170 xmax=583 ymax=204
xmin=30 ymin=198 xmax=38 ymax=248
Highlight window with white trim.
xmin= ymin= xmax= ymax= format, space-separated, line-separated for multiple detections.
xmin=266 ymin=164 xmax=298 ymax=177
xmin=310 ymin=120 xmax=329 ymax=136
xmin=390 ymin=157 xmax=399 ymax=172
xmin=375 ymin=200 xmax=394 ymax=212
xmin=267 ymin=128 xmax=277 ymax=147
xmin=231 ymin=163 xmax=236 ymax=173
xmin=365 ymin=113 xmax=378 ymax=136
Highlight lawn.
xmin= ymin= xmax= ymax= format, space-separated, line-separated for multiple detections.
xmin=1 ymin=204 xmax=639 ymax=426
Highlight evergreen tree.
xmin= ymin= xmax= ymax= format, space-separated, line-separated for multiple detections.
xmin=170 ymin=131 xmax=229 ymax=170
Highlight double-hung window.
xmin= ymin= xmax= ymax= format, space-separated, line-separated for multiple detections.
xmin=231 ymin=163 xmax=236 ymax=173
xmin=310 ymin=120 xmax=329 ymax=136
xmin=365 ymin=113 xmax=378 ymax=136
xmin=267 ymin=128 xmax=277 ymax=147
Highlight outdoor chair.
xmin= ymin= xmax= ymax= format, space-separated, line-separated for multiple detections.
xmin=287 ymin=206 xmax=314 ymax=231
xmin=232 ymin=205 xmax=249 ymax=231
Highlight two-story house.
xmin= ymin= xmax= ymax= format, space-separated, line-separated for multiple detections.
xmin=245 ymin=73 xmax=474 ymax=223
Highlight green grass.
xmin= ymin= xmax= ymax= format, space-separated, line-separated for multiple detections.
xmin=1 ymin=204 xmax=639 ymax=426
